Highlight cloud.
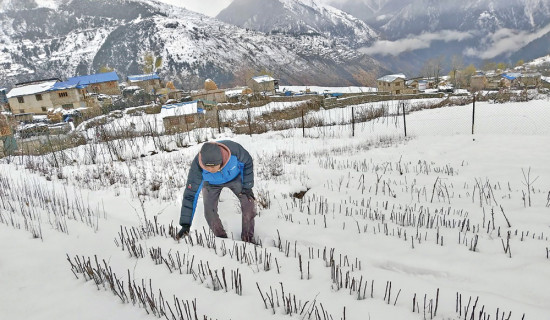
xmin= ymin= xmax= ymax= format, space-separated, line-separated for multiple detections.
xmin=464 ymin=24 xmax=550 ymax=59
xmin=358 ymin=30 xmax=474 ymax=56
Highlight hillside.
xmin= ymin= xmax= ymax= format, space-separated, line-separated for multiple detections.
xmin=0 ymin=0 xmax=385 ymax=89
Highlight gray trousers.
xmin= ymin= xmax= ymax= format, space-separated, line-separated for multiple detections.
xmin=203 ymin=176 xmax=256 ymax=241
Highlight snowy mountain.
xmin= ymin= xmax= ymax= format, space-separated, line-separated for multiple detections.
xmin=326 ymin=0 xmax=550 ymax=75
xmin=216 ymin=0 xmax=379 ymax=49
xmin=325 ymin=0 xmax=407 ymax=27
xmin=0 ymin=0 xmax=385 ymax=89
xmin=377 ymin=0 xmax=550 ymax=40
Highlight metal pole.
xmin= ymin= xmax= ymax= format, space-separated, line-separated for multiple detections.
xmin=301 ymin=109 xmax=305 ymax=138
xmin=472 ymin=95 xmax=476 ymax=135
xmin=402 ymin=103 xmax=407 ymax=137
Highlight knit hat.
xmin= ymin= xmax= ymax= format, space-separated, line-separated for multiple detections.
xmin=200 ymin=143 xmax=222 ymax=166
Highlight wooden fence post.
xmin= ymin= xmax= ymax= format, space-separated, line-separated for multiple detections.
xmin=352 ymin=106 xmax=355 ymax=137
xmin=247 ymin=109 xmax=252 ymax=136
xmin=217 ymin=108 xmax=221 ymax=134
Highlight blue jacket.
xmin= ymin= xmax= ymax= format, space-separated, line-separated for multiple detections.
xmin=179 ymin=140 xmax=254 ymax=227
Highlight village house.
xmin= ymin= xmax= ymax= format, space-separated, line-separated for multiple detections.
xmin=520 ymin=72 xmax=542 ymax=88
xmin=502 ymin=73 xmax=520 ymax=88
xmin=247 ymin=75 xmax=279 ymax=95
xmin=377 ymin=74 xmax=417 ymax=94
xmin=161 ymin=100 xmax=206 ymax=133
xmin=470 ymin=74 xmax=487 ymax=91
xmin=6 ymin=78 xmax=102 ymax=116
xmin=127 ymin=73 xmax=163 ymax=94
xmin=65 ymin=71 xmax=121 ymax=95
xmin=191 ymin=79 xmax=227 ymax=105
xmin=405 ymin=79 xmax=419 ymax=91
xmin=484 ymin=72 xmax=509 ymax=90
xmin=47 ymin=81 xmax=89 ymax=111
xmin=6 ymin=78 xmax=60 ymax=114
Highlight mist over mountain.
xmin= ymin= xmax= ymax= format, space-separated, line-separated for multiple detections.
xmin=341 ymin=0 xmax=550 ymax=74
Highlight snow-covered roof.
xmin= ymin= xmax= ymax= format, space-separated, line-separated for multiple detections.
xmin=160 ymin=101 xmax=204 ymax=117
xmin=6 ymin=80 xmax=58 ymax=98
xmin=0 ymin=87 xmax=6 ymax=92
xmin=522 ymin=72 xmax=541 ymax=77
xmin=66 ymin=71 xmax=119 ymax=86
xmin=377 ymin=74 xmax=406 ymax=82
xmin=123 ymin=86 xmax=142 ymax=91
xmin=127 ymin=73 xmax=161 ymax=82
xmin=252 ymin=75 xmax=275 ymax=83
xmin=48 ymin=81 xmax=87 ymax=91
xmin=505 ymin=72 xmax=522 ymax=78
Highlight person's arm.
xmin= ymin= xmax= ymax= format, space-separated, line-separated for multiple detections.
xmin=179 ymin=155 xmax=204 ymax=229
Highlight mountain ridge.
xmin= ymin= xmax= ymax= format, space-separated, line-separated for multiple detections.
xmin=0 ymin=0 xmax=385 ymax=89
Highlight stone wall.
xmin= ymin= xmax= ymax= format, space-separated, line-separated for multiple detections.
xmin=323 ymin=93 xmax=445 ymax=109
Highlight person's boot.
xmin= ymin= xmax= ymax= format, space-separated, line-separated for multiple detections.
xmin=241 ymin=235 xmax=258 ymax=245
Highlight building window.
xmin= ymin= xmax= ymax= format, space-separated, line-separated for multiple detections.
xmin=19 ymin=109 xmax=25 ymax=113
xmin=58 ymin=92 xmax=68 ymax=98
xmin=62 ymin=103 xmax=74 ymax=110
xmin=41 ymin=107 xmax=47 ymax=112
xmin=17 ymin=97 xmax=24 ymax=103
xmin=35 ymin=94 xmax=43 ymax=101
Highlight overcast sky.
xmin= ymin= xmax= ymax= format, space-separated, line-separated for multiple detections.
xmin=155 ymin=0 xmax=234 ymax=16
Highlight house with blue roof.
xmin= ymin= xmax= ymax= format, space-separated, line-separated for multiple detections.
xmin=126 ymin=73 xmax=162 ymax=94
xmin=161 ymin=100 xmax=206 ymax=133
xmin=5 ymin=77 xmax=100 ymax=115
xmin=66 ymin=71 xmax=121 ymax=95
xmin=47 ymin=81 xmax=90 ymax=113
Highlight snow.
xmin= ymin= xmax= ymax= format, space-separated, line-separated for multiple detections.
xmin=378 ymin=73 xmax=407 ymax=82
xmin=160 ymin=101 xmax=203 ymax=117
xmin=1 ymin=96 xmax=550 ymax=319
xmin=526 ymin=54 xmax=550 ymax=66
xmin=252 ymin=75 xmax=276 ymax=83
xmin=280 ymin=85 xmax=376 ymax=93
xmin=220 ymin=100 xmax=311 ymax=121
xmin=6 ymin=80 xmax=58 ymax=98
xmin=128 ymin=73 xmax=161 ymax=82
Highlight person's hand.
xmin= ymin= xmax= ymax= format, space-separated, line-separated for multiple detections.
xmin=176 ymin=224 xmax=190 ymax=240
xmin=241 ymin=188 xmax=255 ymax=201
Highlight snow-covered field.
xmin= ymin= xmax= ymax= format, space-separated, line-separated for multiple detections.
xmin=279 ymin=85 xmax=376 ymax=94
xmin=1 ymin=98 xmax=550 ymax=320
